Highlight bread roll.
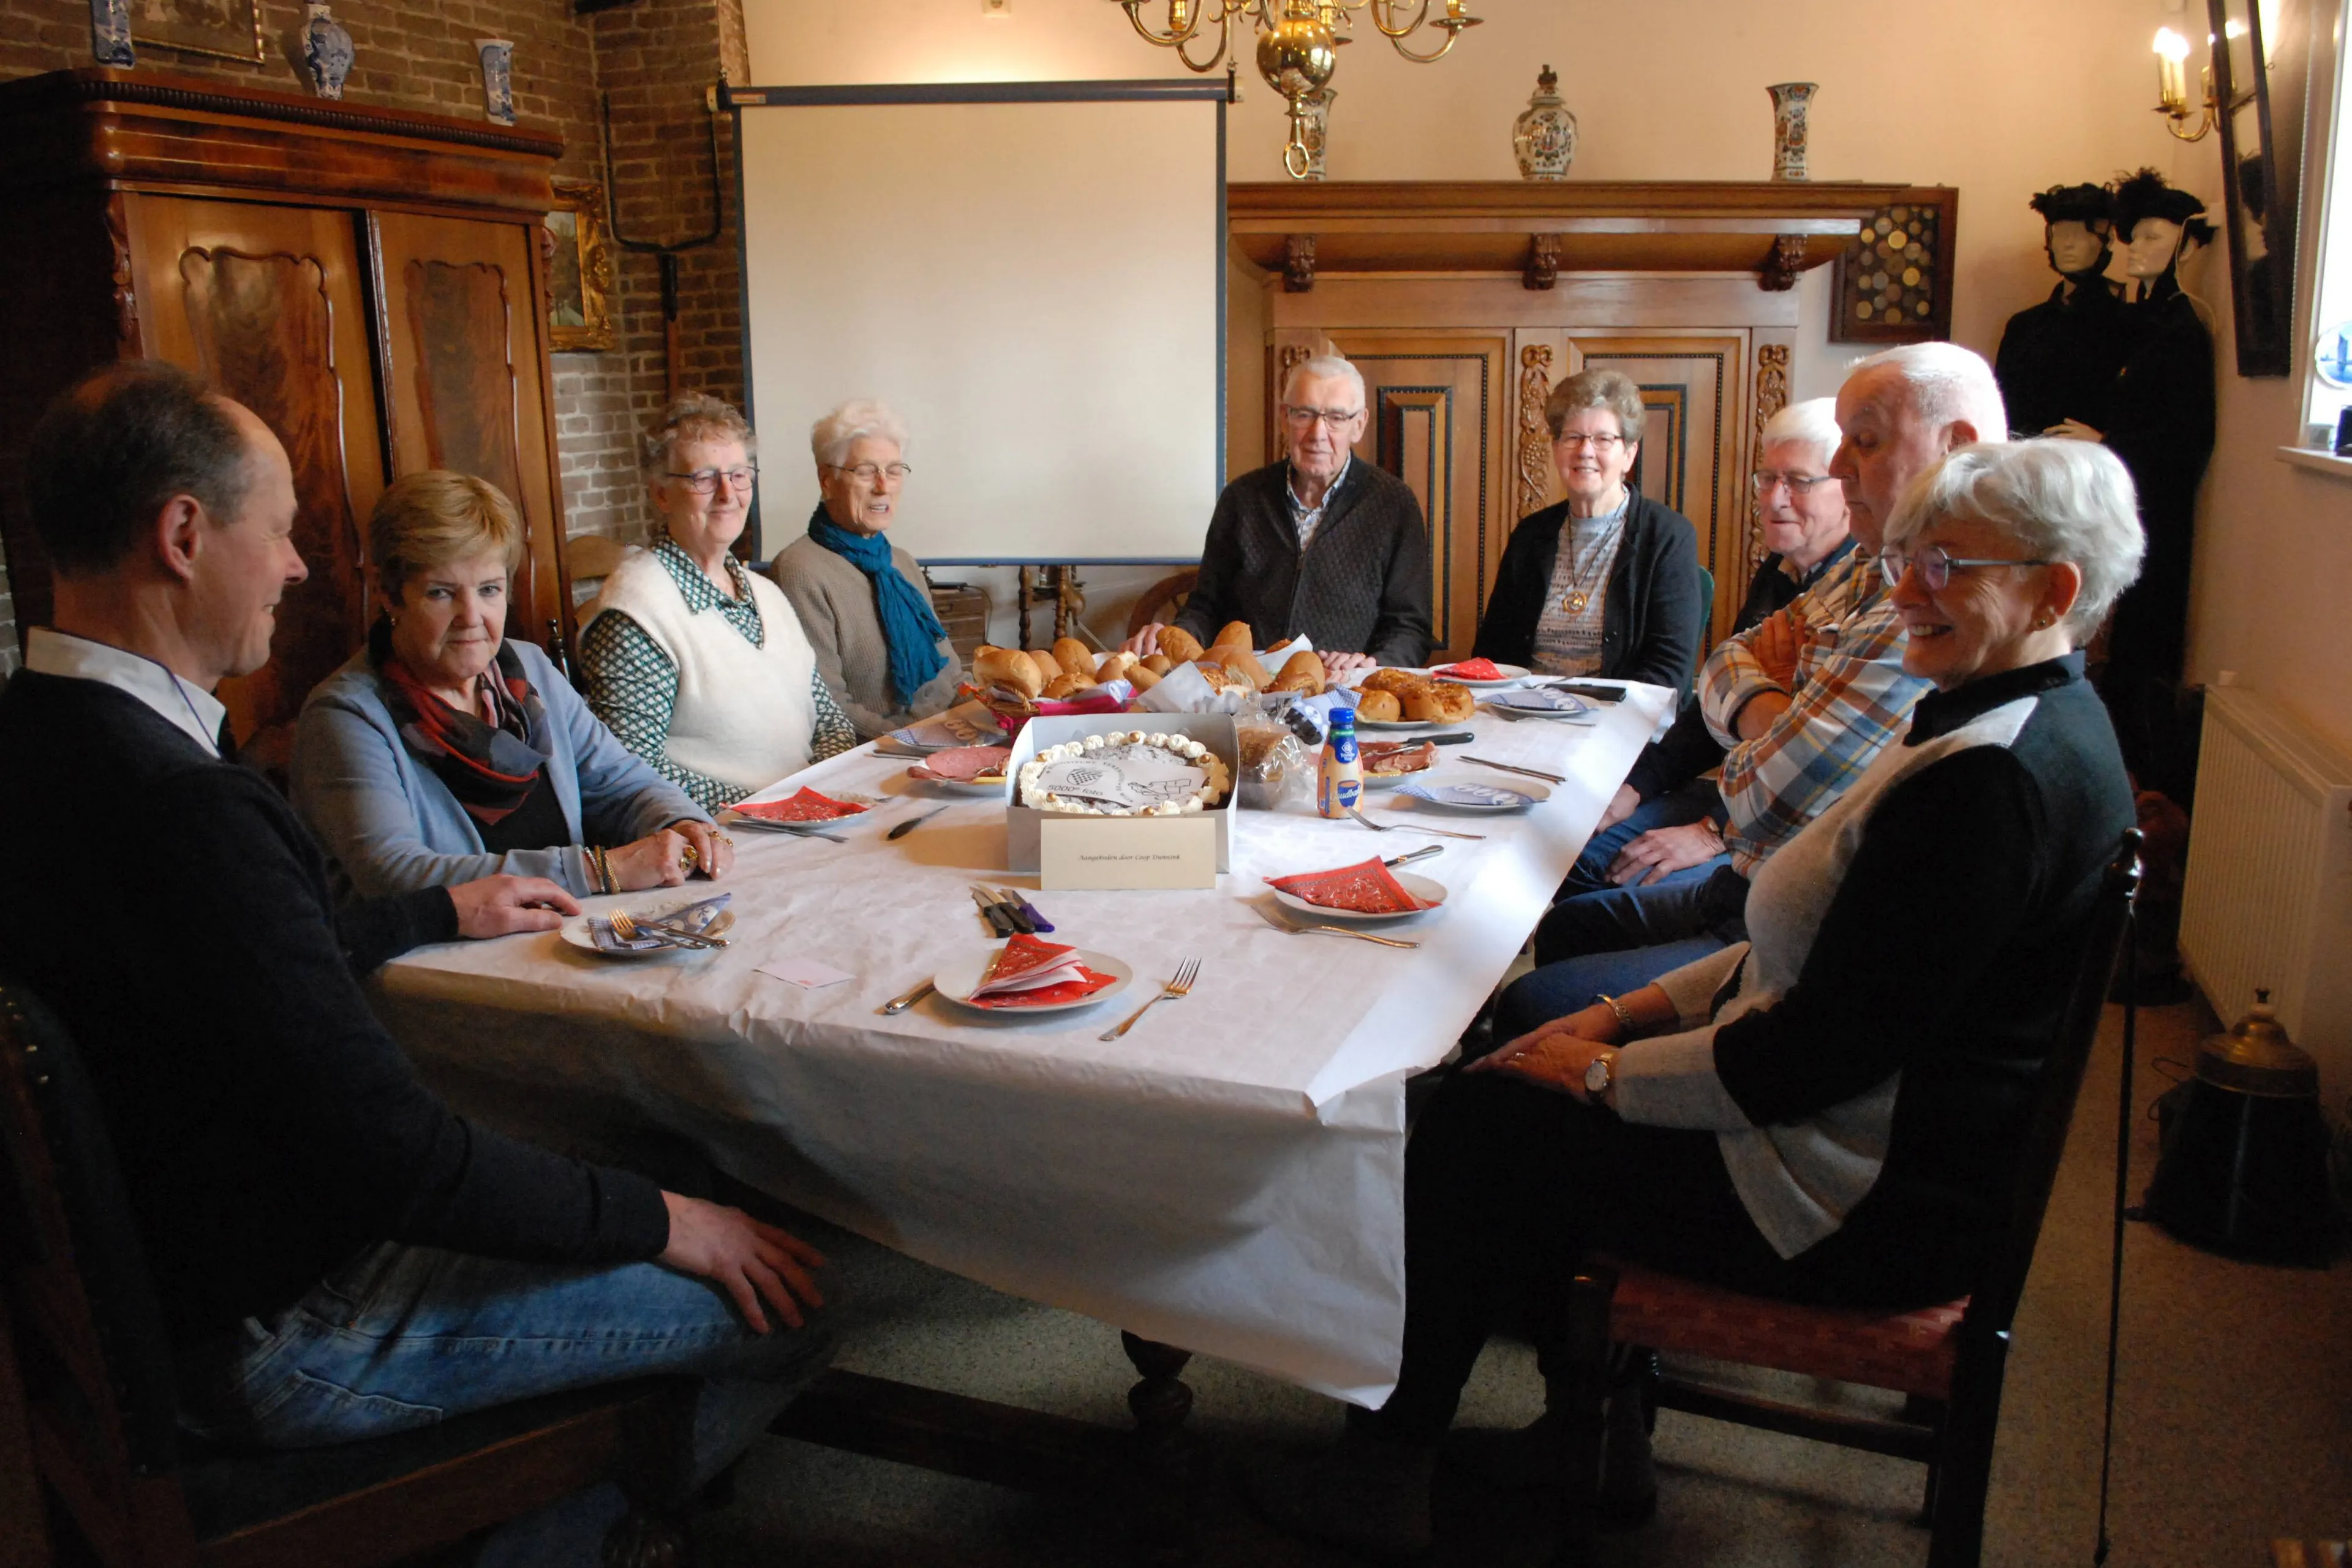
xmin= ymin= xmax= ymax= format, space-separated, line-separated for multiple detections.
xmin=974 ymin=646 xmax=1044 ymax=699
xmin=1194 ymin=662 xmax=1253 ymax=695
xmin=1359 ymin=668 xmax=1420 ymax=697
xmin=1214 ymin=620 xmax=1256 ymax=652
xmin=1354 ymin=689 xmax=1402 ymax=723
xmin=1267 ymin=648 xmax=1325 ymax=695
xmin=1041 ymin=672 xmax=1097 ymax=700
xmin=1218 ymin=646 xmax=1271 ymax=688
xmin=1403 ymin=680 xmax=1475 ymax=723
xmin=1140 ymin=653 xmax=1173 ymax=676
xmin=1027 ymin=649 xmax=1062 ymax=683
xmin=1265 ymin=635 xmax=1295 ymax=654
xmin=1126 ymin=662 xmax=1163 ymax=692
xmin=1095 ymin=649 xmax=1139 ymax=680
xmin=1052 ymin=638 xmax=1095 ymax=677
xmin=1156 ymin=625 xmax=1205 ymax=663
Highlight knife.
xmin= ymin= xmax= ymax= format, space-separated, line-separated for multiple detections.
xmin=636 ymin=916 xmax=729 ymax=949
xmin=1382 ymin=845 xmax=1444 ymax=869
xmin=993 ymin=887 xmax=1054 ymax=933
xmin=1460 ymin=754 xmax=1567 ymax=785
xmin=974 ymin=884 xmax=1036 ymax=935
xmin=969 ymin=886 xmax=1016 ymax=935
xmin=878 ymin=978 xmax=935 ymax=1014
xmin=1422 ymin=732 xmax=1477 ymax=745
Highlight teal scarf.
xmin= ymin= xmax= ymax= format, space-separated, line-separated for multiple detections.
xmin=806 ymin=505 xmax=948 ymax=705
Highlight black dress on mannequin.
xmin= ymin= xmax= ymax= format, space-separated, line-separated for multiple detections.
xmin=2102 ymin=271 xmax=2214 ymax=700
xmin=1996 ymin=274 xmax=2128 ymax=437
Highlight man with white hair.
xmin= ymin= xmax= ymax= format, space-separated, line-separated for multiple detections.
xmin=1132 ymin=354 xmax=1432 ymax=674
xmin=1521 ymin=343 xmax=2007 ymax=989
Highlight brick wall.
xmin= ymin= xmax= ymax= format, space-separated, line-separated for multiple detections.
xmin=0 ymin=0 xmax=744 ymax=673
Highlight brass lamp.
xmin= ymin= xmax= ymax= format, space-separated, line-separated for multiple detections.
xmin=1114 ymin=0 xmax=1481 ymax=178
xmin=2152 ymin=26 xmax=2217 ymax=142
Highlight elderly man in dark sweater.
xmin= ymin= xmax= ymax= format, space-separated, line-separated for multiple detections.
xmin=0 ymin=364 xmax=831 ymax=1561
xmin=1133 ymin=355 xmax=1432 ymax=674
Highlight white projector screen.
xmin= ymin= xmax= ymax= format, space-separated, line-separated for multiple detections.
xmin=733 ymin=83 xmax=1226 ymax=564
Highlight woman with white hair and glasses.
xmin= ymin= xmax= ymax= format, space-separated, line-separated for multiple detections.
xmin=771 ymin=398 xmax=962 ymax=739
xmin=1249 ymin=439 xmax=2142 ymax=1558
xmin=578 ymin=393 xmax=856 ymax=812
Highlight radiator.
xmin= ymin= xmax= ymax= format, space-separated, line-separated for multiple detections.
xmin=2177 ymin=685 xmax=2352 ymax=1093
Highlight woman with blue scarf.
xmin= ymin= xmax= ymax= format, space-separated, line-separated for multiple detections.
xmin=772 ymin=399 xmax=963 ymax=739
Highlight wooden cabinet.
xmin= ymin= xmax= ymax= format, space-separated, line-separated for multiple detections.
xmin=0 ymin=69 xmax=573 ymax=767
xmin=1235 ymin=181 xmax=1917 ymax=665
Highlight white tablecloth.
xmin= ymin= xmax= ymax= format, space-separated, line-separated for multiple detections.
xmin=374 ymin=683 xmax=1675 ymax=1404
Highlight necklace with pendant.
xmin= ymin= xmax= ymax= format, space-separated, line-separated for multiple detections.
xmin=1559 ymin=514 xmax=1619 ymax=614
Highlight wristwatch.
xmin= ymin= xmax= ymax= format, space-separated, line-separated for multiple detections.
xmin=1584 ymin=1048 xmax=1618 ymax=1099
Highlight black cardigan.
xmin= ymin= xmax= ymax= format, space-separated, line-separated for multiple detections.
xmin=0 ymin=673 xmax=671 ymax=1352
xmin=1173 ymin=459 xmax=1433 ymax=666
xmin=1472 ymin=493 xmax=1705 ymax=690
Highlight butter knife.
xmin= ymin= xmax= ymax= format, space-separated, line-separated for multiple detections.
xmin=992 ymin=887 xmax=1054 ymax=933
xmin=974 ymin=884 xmax=1036 ymax=935
xmin=636 ymin=916 xmax=729 ymax=949
xmin=969 ymin=886 xmax=1016 ymax=935
xmin=878 ymin=978 xmax=935 ymax=1014
xmin=1460 ymin=755 xmax=1567 ymax=785
xmin=1382 ymin=844 xmax=1444 ymax=869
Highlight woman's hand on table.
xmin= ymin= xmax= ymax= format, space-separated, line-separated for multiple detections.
xmin=448 ymin=875 xmax=580 ymax=938
xmin=1319 ymin=650 xmax=1377 ymax=680
xmin=657 ymin=1192 xmax=827 ymax=1333
xmin=605 ymin=822 xmax=732 ymax=891
xmin=1608 ymin=820 xmax=1727 ymax=887
xmin=668 ymin=817 xmax=734 ymax=879
xmin=1471 ymin=1006 xmax=1619 ymax=1105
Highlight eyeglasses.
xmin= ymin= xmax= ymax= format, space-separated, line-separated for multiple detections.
xmin=1553 ymin=431 xmax=1626 ymax=452
xmin=665 ymin=466 xmax=758 ymax=495
xmin=1283 ymin=405 xmax=1365 ymax=429
xmin=824 ymin=461 xmax=913 ymax=484
xmin=1877 ymin=545 xmax=2054 ymax=591
xmin=1751 ymin=470 xmax=1839 ymax=496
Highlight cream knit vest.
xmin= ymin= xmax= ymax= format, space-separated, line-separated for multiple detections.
xmin=582 ymin=549 xmax=816 ymax=796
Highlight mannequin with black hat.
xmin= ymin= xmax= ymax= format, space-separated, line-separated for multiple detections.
xmin=1995 ymin=183 xmax=2130 ymax=438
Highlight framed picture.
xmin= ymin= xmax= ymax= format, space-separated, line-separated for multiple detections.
xmin=545 ymin=179 xmax=616 ymax=353
xmin=1829 ymin=187 xmax=1959 ymax=344
xmin=132 ymin=0 xmax=266 ymax=62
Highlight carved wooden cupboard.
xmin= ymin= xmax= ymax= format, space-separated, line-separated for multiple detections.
xmin=1228 ymin=182 xmax=1916 ymax=664
xmin=0 ymin=69 xmax=574 ymax=769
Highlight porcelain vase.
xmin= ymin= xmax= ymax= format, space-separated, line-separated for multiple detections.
xmin=89 ymin=0 xmax=134 ymax=67
xmin=475 ymin=38 xmax=516 ymax=126
xmin=1297 ymin=88 xmax=1333 ymax=181
xmin=304 ymin=2 xmax=354 ymax=100
xmin=1768 ymin=81 xmax=1816 ymax=182
xmin=1512 ymin=64 xmax=1578 ymax=181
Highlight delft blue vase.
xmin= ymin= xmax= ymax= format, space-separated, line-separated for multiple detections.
xmin=475 ymin=39 xmax=516 ymax=126
xmin=303 ymin=2 xmax=354 ymax=100
xmin=89 ymin=0 xmax=135 ymax=67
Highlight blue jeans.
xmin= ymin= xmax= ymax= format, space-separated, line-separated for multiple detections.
xmin=1534 ymin=860 xmax=1749 ymax=967
xmin=181 ymin=1242 xmax=835 ymax=1563
xmin=1565 ymin=778 xmax=1723 ymax=894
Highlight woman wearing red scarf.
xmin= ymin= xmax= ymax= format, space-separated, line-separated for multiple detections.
xmin=292 ymin=472 xmax=728 ymax=903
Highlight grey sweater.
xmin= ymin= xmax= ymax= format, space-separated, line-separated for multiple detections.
xmin=771 ymin=533 xmax=963 ymax=740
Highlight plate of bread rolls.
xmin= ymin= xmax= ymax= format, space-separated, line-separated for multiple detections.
xmin=1349 ymin=668 xmax=1477 ymax=729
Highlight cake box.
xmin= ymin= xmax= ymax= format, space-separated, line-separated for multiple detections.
xmin=1003 ymin=713 xmax=1238 ymax=886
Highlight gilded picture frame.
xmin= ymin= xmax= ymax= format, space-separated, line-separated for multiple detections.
xmin=546 ymin=179 xmax=616 ymax=353
xmin=132 ymin=0 xmax=266 ymax=62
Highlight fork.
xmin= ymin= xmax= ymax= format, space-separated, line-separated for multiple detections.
xmin=1099 ymin=957 xmax=1200 ymax=1041
xmin=1248 ymin=902 xmax=1420 ymax=948
xmin=606 ymin=908 xmax=724 ymax=951
xmin=1345 ymin=804 xmax=1487 ymax=842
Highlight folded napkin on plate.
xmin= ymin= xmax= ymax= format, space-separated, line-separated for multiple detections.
xmin=591 ymin=892 xmax=731 ymax=952
xmin=735 ymin=787 xmax=870 ymax=823
xmin=968 ymin=932 xmax=1119 ymax=1008
xmin=1264 ymin=857 xmax=1429 ymax=914
xmin=1431 ymin=657 xmax=1506 ymax=681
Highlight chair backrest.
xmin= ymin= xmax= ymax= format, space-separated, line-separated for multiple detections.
xmin=0 ymin=973 xmax=200 ymax=1564
xmin=1963 ymin=829 xmax=2142 ymax=1338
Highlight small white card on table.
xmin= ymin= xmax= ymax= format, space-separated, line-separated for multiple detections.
xmin=1039 ymin=815 xmax=1218 ymax=890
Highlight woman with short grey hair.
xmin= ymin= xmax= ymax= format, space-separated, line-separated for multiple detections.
xmin=1471 ymin=366 xmax=1706 ymax=689
xmin=772 ymin=397 xmax=962 ymax=739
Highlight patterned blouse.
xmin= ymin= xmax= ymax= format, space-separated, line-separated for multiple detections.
xmin=1528 ymin=494 xmax=1629 ymax=677
xmin=579 ymin=537 xmax=856 ymax=811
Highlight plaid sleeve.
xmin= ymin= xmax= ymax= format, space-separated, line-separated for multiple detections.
xmin=1698 ymin=625 xmax=1776 ymax=750
xmin=576 ymin=611 xmax=743 ymax=813
xmin=809 ymin=669 xmax=858 ymax=761
xmin=1713 ymin=594 xmax=1931 ymax=876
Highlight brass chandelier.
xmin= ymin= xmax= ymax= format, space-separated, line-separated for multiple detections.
xmin=1114 ymin=0 xmax=1482 ymax=178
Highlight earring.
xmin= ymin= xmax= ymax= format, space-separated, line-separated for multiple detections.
xmin=2032 ymin=616 xmax=2052 ymax=630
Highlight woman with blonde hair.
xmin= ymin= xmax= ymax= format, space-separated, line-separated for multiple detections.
xmin=294 ymin=469 xmax=729 ymax=900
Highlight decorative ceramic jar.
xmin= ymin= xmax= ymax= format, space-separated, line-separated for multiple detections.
xmin=304 ymin=2 xmax=354 ymax=100
xmin=1297 ymin=87 xmax=1334 ymax=181
xmin=1512 ymin=64 xmax=1577 ymax=182
xmin=475 ymin=38 xmax=516 ymax=126
xmin=1767 ymin=81 xmax=1816 ymax=182
xmin=88 ymin=0 xmax=134 ymax=67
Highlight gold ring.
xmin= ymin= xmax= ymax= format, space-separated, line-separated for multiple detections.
xmin=680 ymin=844 xmax=700 ymax=869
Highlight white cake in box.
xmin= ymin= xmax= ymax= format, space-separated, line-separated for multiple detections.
xmin=1005 ymin=713 xmax=1239 ymax=874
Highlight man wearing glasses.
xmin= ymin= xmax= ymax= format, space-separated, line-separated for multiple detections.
xmin=1131 ymin=355 xmax=1431 ymax=676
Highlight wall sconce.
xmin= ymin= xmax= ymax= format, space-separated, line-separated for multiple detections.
xmin=2154 ymin=26 xmax=2218 ymax=141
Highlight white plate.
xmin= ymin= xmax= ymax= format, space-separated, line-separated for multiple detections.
xmin=1398 ymin=780 xmax=1550 ymax=811
xmin=933 ymin=945 xmax=1135 ymax=1014
xmin=906 ymin=768 xmax=1007 ymax=794
xmin=1353 ymin=714 xmax=1439 ymax=731
xmin=1419 ymin=663 xmax=1532 ymax=688
xmin=1271 ymin=870 xmax=1448 ymax=922
xmin=561 ymin=906 xmax=737 ymax=959
xmin=1485 ymin=689 xmax=1592 ymax=718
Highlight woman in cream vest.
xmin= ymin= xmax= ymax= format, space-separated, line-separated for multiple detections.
xmin=579 ymin=394 xmax=856 ymax=810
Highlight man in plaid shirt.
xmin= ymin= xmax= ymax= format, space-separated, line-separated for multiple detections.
xmin=1526 ymin=344 xmax=2009 ymax=989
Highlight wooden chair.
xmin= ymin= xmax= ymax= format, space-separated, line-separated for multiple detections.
xmin=1125 ymin=568 xmax=1200 ymax=638
xmin=0 ymin=973 xmax=701 ymax=1568
xmin=1553 ymin=830 xmax=2143 ymax=1567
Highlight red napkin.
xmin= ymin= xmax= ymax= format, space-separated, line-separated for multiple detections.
xmin=1431 ymin=657 xmax=1506 ymax=681
xmin=734 ymin=788 xmax=870 ymax=823
xmin=1264 ymin=857 xmax=1429 ymax=914
xmin=971 ymin=969 xmax=1120 ymax=1009
xmin=968 ymin=932 xmax=1120 ymax=1008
